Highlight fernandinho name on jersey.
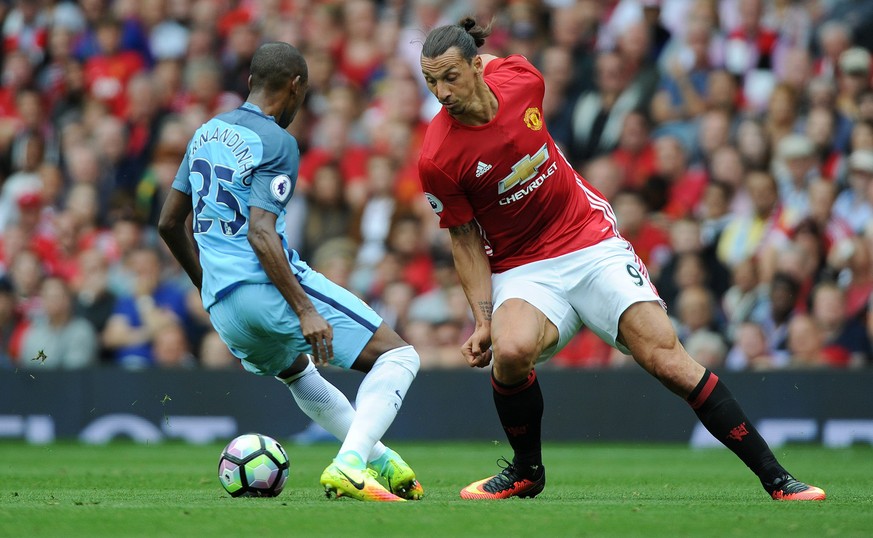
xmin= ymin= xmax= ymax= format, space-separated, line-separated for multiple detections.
xmin=188 ymin=125 xmax=256 ymax=185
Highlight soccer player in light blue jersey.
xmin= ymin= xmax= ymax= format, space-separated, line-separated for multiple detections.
xmin=159 ymin=42 xmax=422 ymax=502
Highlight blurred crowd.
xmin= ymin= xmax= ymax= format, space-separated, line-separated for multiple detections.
xmin=2 ymin=0 xmax=873 ymax=372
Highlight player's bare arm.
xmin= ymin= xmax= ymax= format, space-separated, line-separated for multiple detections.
xmin=248 ymin=206 xmax=333 ymax=364
xmin=158 ymin=188 xmax=203 ymax=290
xmin=448 ymin=220 xmax=494 ymax=368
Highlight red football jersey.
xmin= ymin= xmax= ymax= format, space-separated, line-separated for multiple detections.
xmin=418 ymin=55 xmax=619 ymax=273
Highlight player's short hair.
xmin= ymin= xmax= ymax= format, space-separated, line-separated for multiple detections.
xmin=249 ymin=42 xmax=308 ymax=93
xmin=422 ymin=17 xmax=492 ymax=61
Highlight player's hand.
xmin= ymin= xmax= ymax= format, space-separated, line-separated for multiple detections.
xmin=462 ymin=325 xmax=492 ymax=368
xmin=299 ymin=310 xmax=333 ymax=365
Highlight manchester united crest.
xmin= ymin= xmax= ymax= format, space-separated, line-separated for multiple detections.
xmin=524 ymin=107 xmax=543 ymax=131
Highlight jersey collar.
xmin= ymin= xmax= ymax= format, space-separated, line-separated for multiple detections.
xmin=239 ymin=102 xmax=276 ymax=122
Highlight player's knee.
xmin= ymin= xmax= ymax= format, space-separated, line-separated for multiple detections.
xmin=492 ymin=339 xmax=537 ymax=379
xmin=378 ymin=345 xmax=420 ymax=378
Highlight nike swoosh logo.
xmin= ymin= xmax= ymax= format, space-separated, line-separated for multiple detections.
xmin=338 ymin=468 xmax=365 ymax=490
xmin=395 ymin=390 xmax=403 ymax=401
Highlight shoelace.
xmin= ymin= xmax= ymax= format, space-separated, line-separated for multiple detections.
xmin=483 ymin=457 xmax=524 ymax=493
xmin=777 ymin=478 xmax=810 ymax=494
xmin=768 ymin=474 xmax=809 ymax=494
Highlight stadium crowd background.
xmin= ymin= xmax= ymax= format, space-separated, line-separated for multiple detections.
xmin=2 ymin=0 xmax=873 ymax=372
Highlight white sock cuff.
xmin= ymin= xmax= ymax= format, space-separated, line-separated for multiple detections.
xmin=275 ymin=357 xmax=316 ymax=384
xmin=375 ymin=345 xmax=420 ymax=377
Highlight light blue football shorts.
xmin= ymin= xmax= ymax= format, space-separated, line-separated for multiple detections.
xmin=208 ymin=269 xmax=383 ymax=375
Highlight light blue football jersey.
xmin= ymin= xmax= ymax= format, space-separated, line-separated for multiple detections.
xmin=172 ymin=102 xmax=309 ymax=310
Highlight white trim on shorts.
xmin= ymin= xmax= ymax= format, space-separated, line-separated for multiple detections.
xmin=491 ymin=237 xmax=664 ymax=361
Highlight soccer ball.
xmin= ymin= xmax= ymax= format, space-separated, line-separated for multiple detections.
xmin=218 ymin=433 xmax=290 ymax=497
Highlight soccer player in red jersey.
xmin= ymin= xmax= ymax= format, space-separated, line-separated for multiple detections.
xmin=417 ymin=18 xmax=826 ymax=502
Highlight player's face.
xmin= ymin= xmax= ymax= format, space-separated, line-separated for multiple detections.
xmin=421 ymin=48 xmax=481 ymax=117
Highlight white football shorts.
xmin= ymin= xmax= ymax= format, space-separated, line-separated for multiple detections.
xmin=491 ymin=237 xmax=664 ymax=362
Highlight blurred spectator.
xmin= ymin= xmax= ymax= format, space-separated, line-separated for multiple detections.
xmin=751 ymin=271 xmax=801 ymax=366
xmin=810 ymin=281 xmax=869 ymax=368
xmin=651 ymin=15 xmax=715 ymax=128
xmin=134 ymin=118 xmax=188 ymax=226
xmin=564 ymin=50 xmax=644 ymax=165
xmin=805 ymin=106 xmax=844 ymax=180
xmin=71 ymin=248 xmax=116 ymax=363
xmin=298 ymin=162 xmax=353 ymax=261
xmin=804 ymin=180 xmax=853 ymax=257
xmin=0 ymin=276 xmax=23 ymax=368
xmin=647 ymin=135 xmax=707 ymax=220
xmin=74 ymin=0 xmax=149 ymax=63
xmin=786 ymin=313 xmax=828 ymax=369
xmin=7 ymin=249 xmax=44 ymax=321
xmin=836 ymin=47 xmax=871 ymax=120
xmin=0 ymin=134 xmax=45 ymax=233
xmin=221 ymin=22 xmax=258 ymax=97
xmin=2 ymin=0 xmax=49 ymax=65
xmin=764 ymin=223 xmax=826 ymax=309
xmin=199 ymin=329 xmax=237 ymax=370
xmin=671 ymin=284 xmax=722 ymax=346
xmin=735 ymin=117 xmax=771 ymax=171
xmin=613 ymin=189 xmax=670 ymax=272
xmin=722 ymin=258 xmax=768 ymax=341
xmin=0 ymin=51 xmax=36 ymax=130
xmin=813 ymin=20 xmax=851 ymax=79
xmin=828 ymin=236 xmax=873 ymax=320
xmin=382 ymin=212 xmax=434 ymax=296
xmin=102 ymin=247 xmax=187 ymax=368
xmin=699 ymin=181 xmax=734 ymax=251
xmin=708 ymin=144 xmax=750 ymax=214
xmin=180 ymin=57 xmax=242 ymax=117
xmin=717 ymin=170 xmax=782 ymax=268
xmin=773 ymin=133 xmax=819 ymax=228
xmin=609 ymin=110 xmax=657 ymax=189
xmin=335 ymin=0 xmax=384 ymax=91
xmin=537 ymin=45 xmax=574 ymax=129
xmin=406 ymin=249 xmax=468 ymax=369
xmin=152 ymin=320 xmax=196 ymax=369
xmin=833 ymin=149 xmax=873 ymax=234
xmin=777 ymin=47 xmax=813 ymax=102
xmin=83 ymin=15 xmax=146 ymax=117
xmin=20 ymin=276 xmax=97 ymax=370
xmin=684 ymin=329 xmax=728 ymax=370
xmin=656 ymin=217 xmax=730 ymax=306
xmin=764 ymin=84 xmax=800 ymax=151
xmin=725 ymin=321 xmax=776 ymax=371
xmin=310 ymin=237 xmax=358 ymax=290
xmin=582 ymin=155 xmax=623 ymax=202
xmin=724 ymin=0 xmax=779 ymax=112
xmin=695 ymin=108 xmax=732 ymax=166
xmin=297 ymin=112 xmax=370 ymax=199
xmin=353 ymin=153 xmax=397 ymax=270
xmin=140 ymin=0 xmax=188 ymax=63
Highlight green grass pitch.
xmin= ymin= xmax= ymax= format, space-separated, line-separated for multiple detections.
xmin=1 ymin=441 xmax=871 ymax=537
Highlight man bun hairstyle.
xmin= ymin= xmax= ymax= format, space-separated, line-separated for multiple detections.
xmin=422 ymin=17 xmax=493 ymax=61
xmin=250 ymin=42 xmax=308 ymax=92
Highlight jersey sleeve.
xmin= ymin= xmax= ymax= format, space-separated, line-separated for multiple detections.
xmin=170 ymin=144 xmax=192 ymax=194
xmin=418 ymin=156 xmax=474 ymax=228
xmin=250 ymin=131 xmax=298 ymax=215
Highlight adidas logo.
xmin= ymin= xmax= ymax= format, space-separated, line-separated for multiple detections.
xmin=475 ymin=161 xmax=492 ymax=177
